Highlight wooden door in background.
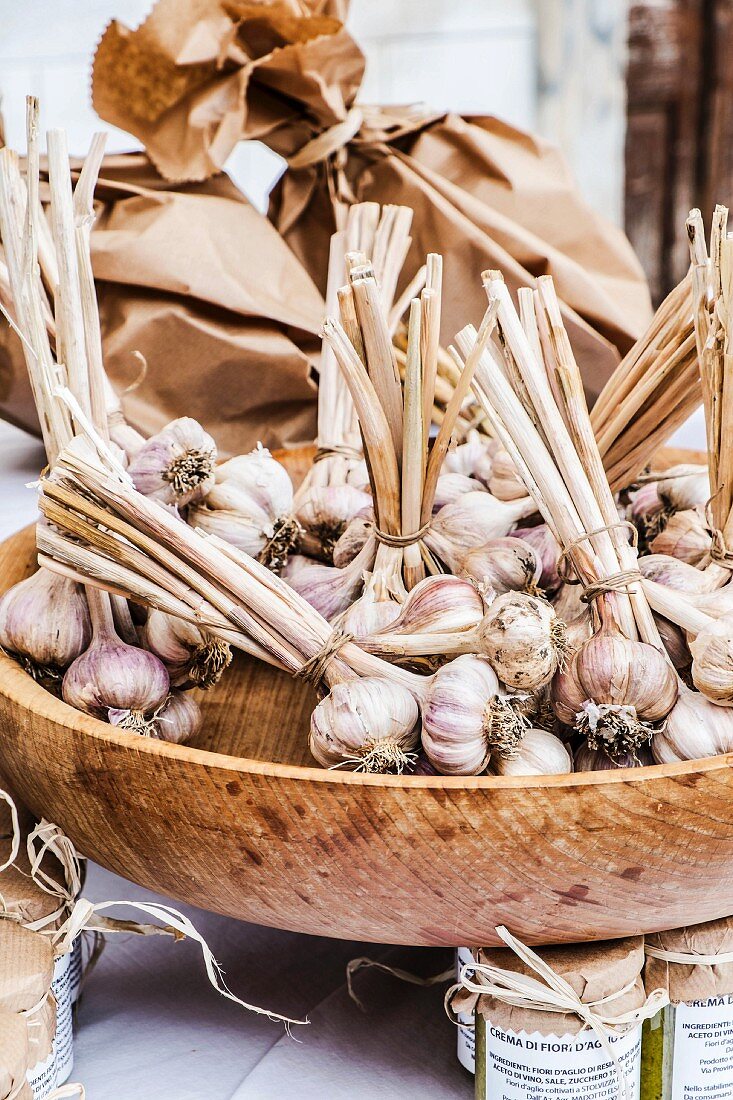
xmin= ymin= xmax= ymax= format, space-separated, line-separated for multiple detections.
xmin=625 ymin=0 xmax=733 ymax=303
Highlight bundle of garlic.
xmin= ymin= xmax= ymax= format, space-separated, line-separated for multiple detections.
xmin=464 ymin=269 xmax=683 ymax=768
xmin=38 ymin=433 xmax=547 ymax=775
xmin=292 ymin=202 xmax=417 ymax=562
xmin=0 ymin=101 xmax=210 ymax=740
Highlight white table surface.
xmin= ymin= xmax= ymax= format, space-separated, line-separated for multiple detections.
xmin=0 ymin=421 xmax=468 ymax=1099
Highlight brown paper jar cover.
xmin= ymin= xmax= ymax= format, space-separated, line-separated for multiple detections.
xmin=91 ymin=0 xmax=653 ymax=404
xmin=474 ymin=936 xmax=646 ymax=1037
xmin=645 ymin=916 xmax=733 ymax=1005
xmin=25 ymin=994 xmax=56 ymax=1075
xmin=0 ymin=836 xmax=66 ymax=931
xmin=0 ymin=1007 xmax=30 ymax=1100
xmin=0 ymin=922 xmax=54 ymax=1015
xmin=0 ymin=153 xmax=324 ymax=457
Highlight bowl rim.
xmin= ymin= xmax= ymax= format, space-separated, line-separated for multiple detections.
xmin=2 ymin=646 xmax=731 ymax=792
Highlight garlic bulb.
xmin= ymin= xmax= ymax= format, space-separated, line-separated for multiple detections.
xmin=629 ymin=481 xmax=664 ymax=527
xmin=143 ymin=608 xmax=232 ymax=688
xmin=425 ymin=491 xmax=536 ymax=569
xmin=63 ymin=590 xmax=170 ymax=734
xmin=639 ymin=554 xmax=721 ymax=594
xmin=127 ymin=417 xmax=217 ymax=507
xmin=433 ymin=473 xmax=486 ymax=513
xmin=421 ymin=655 xmax=528 ymax=775
xmin=283 ymin=538 xmax=376 ymax=621
xmin=489 ymin=448 xmax=526 ymax=501
xmin=189 ymin=445 xmax=298 ymax=570
xmin=653 ymin=613 xmax=691 ymax=673
xmin=442 ymin=430 xmax=494 ymax=485
xmin=514 ymin=524 xmax=563 ymax=593
xmin=295 ymin=485 xmax=372 ymax=561
xmin=551 ymin=583 xmax=593 ymax=652
xmin=491 ymin=729 xmax=572 ymax=776
xmin=478 ymin=592 xmax=566 ymax=691
xmin=458 ymin=537 xmax=541 ymax=595
xmin=338 ymin=575 xmax=402 ymax=637
xmin=653 ymin=681 xmax=733 ymax=762
xmin=657 ymin=464 xmax=710 ymax=512
xmin=574 ymin=743 xmax=654 ymax=771
xmin=309 ymin=677 xmax=419 ymax=771
xmin=152 ymin=691 xmax=202 ymax=744
xmin=0 ymin=569 xmax=91 ymax=679
xmin=650 ymin=508 xmax=711 ymax=565
xmin=689 ymin=619 xmax=733 ymax=704
xmin=551 ymin=619 xmax=678 ymax=757
xmin=376 ymin=575 xmax=485 ymax=638
xmin=332 ymin=512 xmax=374 ymax=568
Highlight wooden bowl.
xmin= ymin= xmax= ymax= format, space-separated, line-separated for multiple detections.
xmin=1 ymin=447 xmax=730 ymax=948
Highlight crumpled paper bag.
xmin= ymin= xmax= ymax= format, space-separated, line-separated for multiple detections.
xmin=0 ymin=152 xmax=324 ymax=455
xmin=0 ymin=1007 xmax=30 ymax=1100
xmin=92 ymin=0 xmax=652 ymax=400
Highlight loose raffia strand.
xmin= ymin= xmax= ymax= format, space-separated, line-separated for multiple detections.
xmin=374 ymin=521 xmax=431 ymax=548
xmin=296 ymin=629 xmax=354 ymax=688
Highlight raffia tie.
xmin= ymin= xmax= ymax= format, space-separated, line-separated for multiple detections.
xmin=374 ymin=522 xmax=431 ymax=548
xmin=448 ymin=925 xmax=668 ymax=1100
xmin=557 ymin=521 xmax=641 ymax=602
xmin=708 ymin=526 xmax=733 ymax=570
xmin=288 ymin=107 xmax=364 ymax=169
xmin=645 ymin=943 xmax=733 ymax=966
xmin=296 ymin=630 xmax=354 ymax=688
xmin=313 ymin=444 xmax=362 ymax=465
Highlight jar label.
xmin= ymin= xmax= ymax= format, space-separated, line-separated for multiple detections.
xmin=670 ymin=995 xmax=733 ymax=1098
xmin=51 ymin=951 xmax=74 ymax=1084
xmin=483 ymin=1019 xmax=642 ymax=1099
xmin=456 ymin=948 xmax=475 ymax=1074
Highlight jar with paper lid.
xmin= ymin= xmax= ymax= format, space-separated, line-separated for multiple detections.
xmin=642 ymin=916 xmax=733 ymax=1098
xmin=450 ymin=930 xmax=661 ymax=1100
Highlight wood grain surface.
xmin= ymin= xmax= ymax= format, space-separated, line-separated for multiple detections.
xmin=0 ymin=446 xmax=729 ymax=947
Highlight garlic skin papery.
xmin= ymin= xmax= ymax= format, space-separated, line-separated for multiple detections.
xmin=551 ymin=583 xmax=593 ymax=652
xmin=639 ymin=554 xmax=722 ymax=594
xmin=376 ymin=575 xmax=486 ymax=639
xmin=490 ymin=729 xmax=572 ymax=776
xmin=652 ymin=681 xmax=733 ymax=762
xmin=433 ymin=473 xmax=486 ymax=513
xmin=653 ymin=613 xmax=691 ymax=674
xmin=442 ymin=430 xmax=494 ymax=486
xmin=63 ymin=589 xmax=170 ymax=734
xmin=478 ymin=592 xmax=566 ymax=691
xmin=689 ymin=620 xmax=733 ymax=705
xmin=188 ymin=445 xmax=298 ymax=571
xmin=551 ymin=619 xmax=678 ymax=757
xmin=574 ymin=743 xmax=654 ymax=771
xmin=425 ymin=491 xmax=536 ymax=569
xmin=127 ymin=417 xmax=217 ymax=507
xmin=650 ymin=508 xmax=712 ymax=565
xmin=489 ymin=449 xmax=527 ymax=501
xmin=152 ymin=691 xmax=202 ymax=744
xmin=0 ymin=569 xmax=91 ymax=680
xmin=458 ymin=537 xmax=541 ymax=595
xmin=421 ymin=655 xmax=529 ymax=775
xmin=309 ymin=677 xmax=419 ymax=772
xmin=629 ymin=481 xmax=664 ymax=528
xmin=332 ymin=512 xmax=373 ymax=568
xmin=657 ymin=464 xmax=710 ymax=513
xmin=294 ymin=485 xmax=372 ymax=561
xmin=514 ymin=524 xmax=563 ymax=593
xmin=338 ymin=574 xmax=402 ymax=637
xmin=283 ymin=538 xmax=376 ymax=621
xmin=143 ymin=608 xmax=232 ymax=688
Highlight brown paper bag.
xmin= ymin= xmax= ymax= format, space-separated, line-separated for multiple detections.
xmin=0 ymin=152 xmax=324 ymax=455
xmin=0 ymin=1007 xmax=30 ymax=1100
xmin=92 ymin=0 xmax=652 ymax=401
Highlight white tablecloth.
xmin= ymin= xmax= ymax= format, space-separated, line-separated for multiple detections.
xmin=0 ymin=422 xmax=469 ymax=1098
